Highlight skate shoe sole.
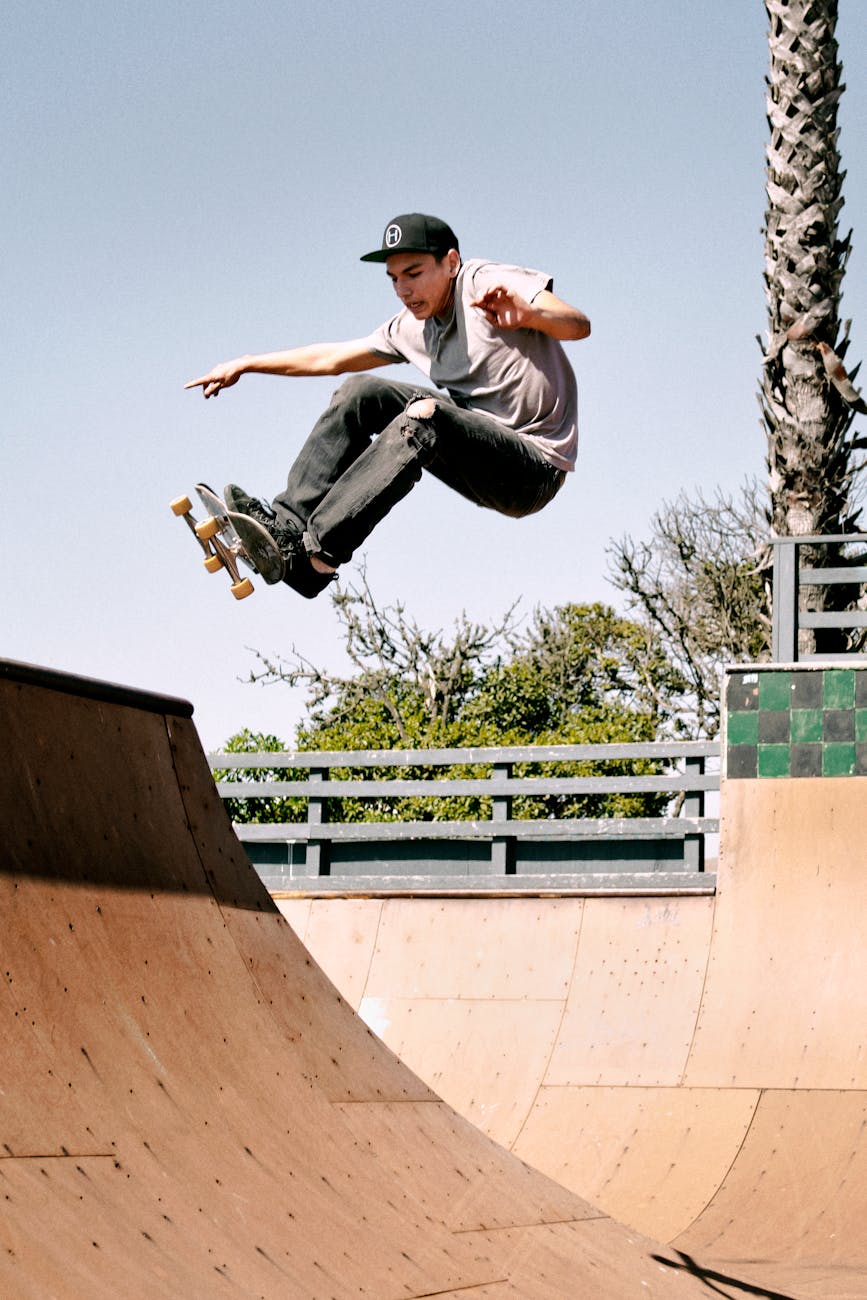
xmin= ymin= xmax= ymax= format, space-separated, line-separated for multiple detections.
xmin=227 ymin=511 xmax=286 ymax=585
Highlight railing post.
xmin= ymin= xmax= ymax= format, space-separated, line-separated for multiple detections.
xmin=772 ymin=540 xmax=799 ymax=662
xmin=304 ymin=767 xmax=330 ymax=877
xmin=489 ymin=762 xmax=515 ymax=875
xmin=682 ymin=756 xmax=705 ymax=873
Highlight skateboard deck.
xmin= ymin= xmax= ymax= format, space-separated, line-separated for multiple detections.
xmin=170 ymin=483 xmax=284 ymax=600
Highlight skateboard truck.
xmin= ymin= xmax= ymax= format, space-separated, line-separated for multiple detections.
xmin=170 ymin=494 xmax=255 ymax=600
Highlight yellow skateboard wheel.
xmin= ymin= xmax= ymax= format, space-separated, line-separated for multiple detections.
xmin=195 ymin=515 xmax=220 ymax=541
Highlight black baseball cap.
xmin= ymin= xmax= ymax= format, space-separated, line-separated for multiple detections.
xmin=360 ymin=213 xmax=460 ymax=263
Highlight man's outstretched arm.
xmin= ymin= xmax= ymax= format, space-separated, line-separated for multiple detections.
xmin=185 ymin=338 xmax=390 ymax=399
xmin=470 ymin=286 xmax=590 ymax=341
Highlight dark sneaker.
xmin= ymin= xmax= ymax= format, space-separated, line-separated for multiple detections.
xmin=282 ymin=554 xmax=338 ymax=600
xmin=223 ymin=483 xmax=336 ymax=599
xmin=223 ymin=484 xmax=277 ymax=528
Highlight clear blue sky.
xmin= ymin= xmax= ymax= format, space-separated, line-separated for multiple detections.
xmin=4 ymin=1 xmax=866 ymax=749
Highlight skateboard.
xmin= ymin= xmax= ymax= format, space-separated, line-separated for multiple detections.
xmin=169 ymin=483 xmax=283 ymax=600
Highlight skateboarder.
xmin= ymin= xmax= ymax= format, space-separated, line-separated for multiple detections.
xmin=185 ymin=213 xmax=590 ymax=598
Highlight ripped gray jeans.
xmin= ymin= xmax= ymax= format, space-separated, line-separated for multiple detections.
xmin=270 ymin=373 xmax=566 ymax=568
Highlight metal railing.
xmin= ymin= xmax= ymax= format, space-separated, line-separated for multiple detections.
xmin=772 ymin=534 xmax=867 ymax=662
xmin=209 ymin=741 xmax=720 ymax=896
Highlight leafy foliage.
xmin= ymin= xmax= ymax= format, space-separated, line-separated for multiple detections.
xmin=226 ymin=575 xmax=690 ymax=824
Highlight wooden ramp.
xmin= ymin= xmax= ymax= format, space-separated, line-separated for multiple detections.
xmin=281 ymin=687 xmax=867 ymax=1299
xmin=0 ymin=659 xmax=726 ymax=1299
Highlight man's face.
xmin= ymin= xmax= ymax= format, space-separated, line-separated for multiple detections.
xmin=385 ymin=250 xmax=459 ymax=319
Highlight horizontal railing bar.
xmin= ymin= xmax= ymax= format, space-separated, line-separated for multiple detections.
xmin=217 ymin=773 xmax=719 ymax=800
xmin=799 ymin=567 xmax=867 ymax=584
xmin=799 ymin=611 xmax=867 ymax=628
xmin=235 ymin=817 xmax=718 ymax=843
xmin=770 ymin=534 xmax=867 ymax=546
xmin=210 ymin=741 xmax=720 ymax=770
xmin=799 ymin=652 xmax=867 ymax=663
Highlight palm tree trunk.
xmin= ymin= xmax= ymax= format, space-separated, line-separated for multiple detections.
xmin=761 ymin=0 xmax=861 ymax=654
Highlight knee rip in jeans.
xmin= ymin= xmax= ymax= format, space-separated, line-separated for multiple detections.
xmin=398 ymin=396 xmax=439 ymax=460
xmin=405 ymin=397 xmax=437 ymax=420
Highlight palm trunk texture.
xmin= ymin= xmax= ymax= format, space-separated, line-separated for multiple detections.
xmin=762 ymin=0 xmax=863 ymax=653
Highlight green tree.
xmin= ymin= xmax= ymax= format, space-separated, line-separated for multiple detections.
xmin=232 ymin=577 xmax=689 ymax=824
xmin=459 ymin=603 xmax=685 ymax=820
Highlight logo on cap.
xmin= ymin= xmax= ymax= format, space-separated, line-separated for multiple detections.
xmin=385 ymin=223 xmax=402 ymax=248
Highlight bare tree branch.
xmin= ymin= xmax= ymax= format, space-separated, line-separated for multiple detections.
xmin=608 ymin=482 xmax=771 ymax=737
xmin=245 ymin=560 xmax=521 ymax=743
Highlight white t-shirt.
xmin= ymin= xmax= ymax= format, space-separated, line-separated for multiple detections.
xmin=363 ymin=258 xmax=579 ymax=472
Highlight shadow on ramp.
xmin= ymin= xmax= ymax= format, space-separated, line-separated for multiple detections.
xmin=653 ymin=1252 xmax=799 ymax=1300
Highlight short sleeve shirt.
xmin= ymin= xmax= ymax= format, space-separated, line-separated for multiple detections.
xmin=362 ymin=258 xmax=579 ymax=471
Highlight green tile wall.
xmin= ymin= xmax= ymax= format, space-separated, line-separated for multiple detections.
xmin=725 ymin=668 xmax=867 ymax=779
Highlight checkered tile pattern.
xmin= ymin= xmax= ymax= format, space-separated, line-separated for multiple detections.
xmin=725 ymin=668 xmax=867 ymax=779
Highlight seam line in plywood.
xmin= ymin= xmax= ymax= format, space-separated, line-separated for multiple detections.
xmin=451 ymin=1213 xmax=607 ymax=1236
xmin=0 ymin=1151 xmax=116 ymax=1160
xmin=406 ymin=1282 xmax=509 ymax=1298
xmin=670 ymin=1088 xmax=765 ymax=1243
xmin=679 ymin=889 xmax=719 ymax=1087
xmin=510 ymin=899 xmax=586 ymax=1155
xmin=360 ymin=895 xmax=387 ymax=1003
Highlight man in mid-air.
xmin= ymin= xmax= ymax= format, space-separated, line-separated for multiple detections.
xmin=186 ymin=212 xmax=590 ymax=597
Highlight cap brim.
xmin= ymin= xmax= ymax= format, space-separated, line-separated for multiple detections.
xmin=360 ymin=244 xmax=447 ymax=263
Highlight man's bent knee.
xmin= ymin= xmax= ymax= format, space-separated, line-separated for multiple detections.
xmin=333 ymin=373 xmax=390 ymax=405
xmin=406 ymin=397 xmax=437 ymax=419
xmin=398 ymin=396 xmax=440 ymax=461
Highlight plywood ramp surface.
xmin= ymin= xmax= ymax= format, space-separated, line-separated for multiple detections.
xmin=0 ymin=661 xmax=715 ymax=1298
xmin=285 ymin=777 xmax=867 ymax=1298
xmin=684 ymin=777 xmax=867 ymax=1089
